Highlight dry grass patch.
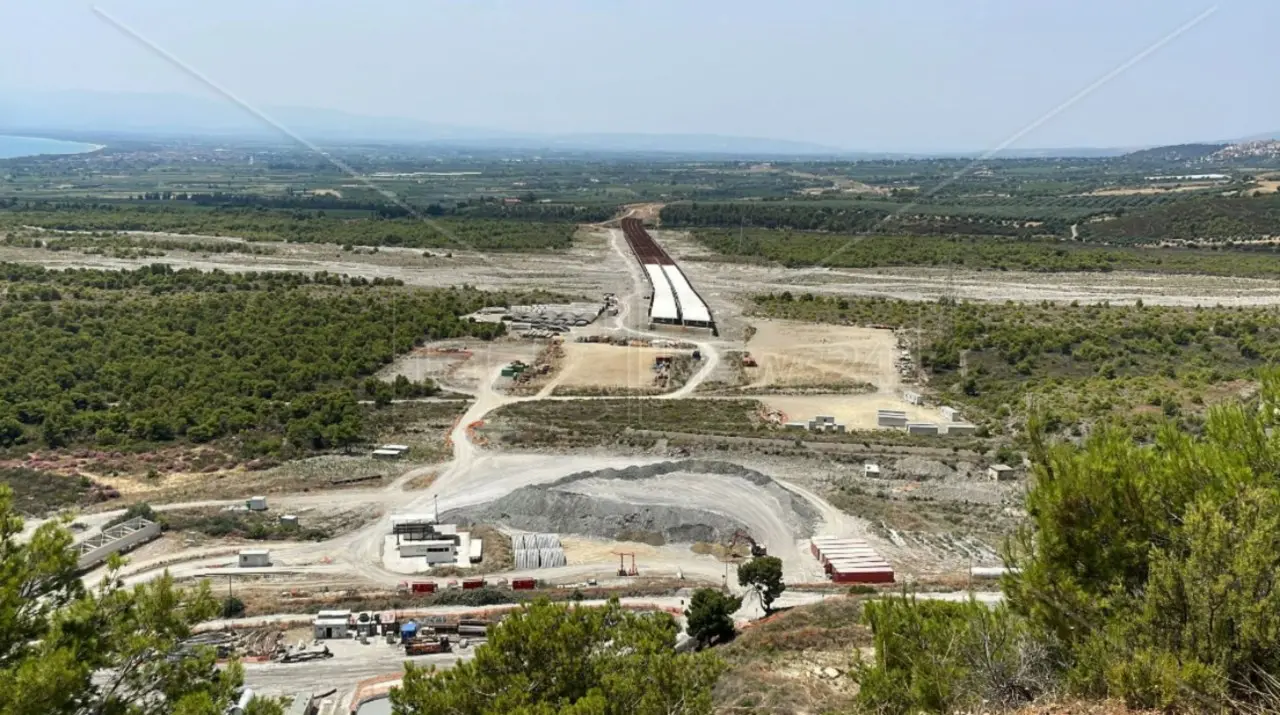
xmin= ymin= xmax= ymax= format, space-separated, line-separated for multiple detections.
xmin=743 ymin=319 xmax=902 ymax=392
xmin=715 ymin=597 xmax=870 ymax=714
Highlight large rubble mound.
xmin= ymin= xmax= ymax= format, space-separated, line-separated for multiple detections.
xmin=442 ymin=459 xmax=818 ymax=546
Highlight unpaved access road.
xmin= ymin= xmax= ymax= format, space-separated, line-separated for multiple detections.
xmin=100 ymin=229 xmax=766 ymax=592
xmin=65 ymin=226 xmax=894 ymax=599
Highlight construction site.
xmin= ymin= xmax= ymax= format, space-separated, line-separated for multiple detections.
xmin=26 ymin=219 xmax=1033 ymax=706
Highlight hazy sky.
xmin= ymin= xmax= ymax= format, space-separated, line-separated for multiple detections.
xmin=1 ymin=0 xmax=1275 ymax=151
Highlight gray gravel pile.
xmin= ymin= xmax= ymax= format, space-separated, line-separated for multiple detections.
xmin=442 ymin=460 xmax=817 ymax=546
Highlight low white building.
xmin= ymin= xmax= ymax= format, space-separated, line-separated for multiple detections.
xmin=864 ymin=463 xmax=881 ymax=476
xmin=940 ymin=406 xmax=959 ymax=422
xmin=238 ymin=549 xmax=270 ymax=568
xmin=903 ymin=391 xmax=924 ymax=406
xmin=313 ymin=610 xmax=351 ymax=639
xmin=247 ymin=496 xmax=267 ymax=511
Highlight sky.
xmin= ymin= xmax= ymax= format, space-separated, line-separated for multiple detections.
xmin=0 ymin=0 xmax=1276 ymax=152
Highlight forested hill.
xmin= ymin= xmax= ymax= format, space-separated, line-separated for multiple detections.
xmin=0 ymin=264 xmax=556 ymax=456
xmin=1121 ymin=143 xmax=1226 ymax=163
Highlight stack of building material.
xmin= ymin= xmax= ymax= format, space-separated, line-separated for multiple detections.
xmin=539 ymin=548 xmax=567 ymax=568
xmin=511 ymin=533 xmax=566 ymax=569
xmin=514 ymin=548 xmax=540 ymax=570
xmin=810 ymin=536 xmax=894 ymax=584
xmin=877 ymin=410 xmax=908 ymax=428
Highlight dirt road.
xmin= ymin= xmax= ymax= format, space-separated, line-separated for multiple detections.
xmin=77 ymin=227 xmax=858 ymax=599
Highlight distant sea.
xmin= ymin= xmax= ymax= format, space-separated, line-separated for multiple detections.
xmin=0 ymin=135 xmax=101 ymax=159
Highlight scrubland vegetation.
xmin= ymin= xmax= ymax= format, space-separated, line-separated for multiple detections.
xmin=0 ymin=263 xmax=562 ymax=457
xmin=854 ymin=377 xmax=1280 ymax=713
xmin=692 ymin=228 xmax=1280 ymax=276
xmin=752 ymin=292 xmax=1279 ymax=436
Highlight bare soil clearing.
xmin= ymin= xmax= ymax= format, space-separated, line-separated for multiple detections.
xmin=760 ymin=394 xmax=937 ymax=430
xmin=382 ymin=340 xmax=543 ymax=393
xmin=555 ymin=343 xmax=685 ymax=390
xmin=743 ymin=319 xmax=900 ymax=391
xmin=677 ymin=256 xmax=1280 ymax=307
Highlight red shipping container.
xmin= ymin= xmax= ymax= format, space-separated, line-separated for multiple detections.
xmin=410 ymin=582 xmax=436 ymax=594
xmin=511 ymin=577 xmax=536 ymax=590
xmin=831 ymin=568 xmax=895 ymax=584
xmin=462 ymin=578 xmax=485 ymax=590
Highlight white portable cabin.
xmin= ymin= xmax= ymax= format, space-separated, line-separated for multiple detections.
xmin=399 ymin=539 xmax=457 ymax=564
xmin=940 ymin=406 xmax=959 ymax=422
xmin=863 ymin=463 xmax=881 ymax=476
xmin=238 ymin=549 xmax=271 ymax=568
xmin=945 ymin=423 xmax=976 ymax=436
xmin=906 ymin=422 xmax=939 ymax=436
xmin=247 ymin=495 xmax=267 ymax=511
xmin=903 ymin=391 xmax=925 ymax=406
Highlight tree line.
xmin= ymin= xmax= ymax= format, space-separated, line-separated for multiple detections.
xmin=660 ymin=200 xmax=1075 ymax=237
xmin=692 ymin=228 xmax=1280 ymax=276
xmin=1080 ymin=193 xmax=1280 ymax=244
xmin=0 ymin=205 xmax=579 ymax=252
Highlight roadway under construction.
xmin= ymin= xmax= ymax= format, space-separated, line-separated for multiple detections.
xmin=620 ymin=218 xmax=716 ymax=333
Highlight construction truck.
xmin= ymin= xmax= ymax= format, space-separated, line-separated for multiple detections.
xmin=405 ymin=636 xmax=451 ymax=655
xmin=730 ymin=529 xmax=767 ymax=558
xmin=277 ymin=644 xmax=333 ymax=663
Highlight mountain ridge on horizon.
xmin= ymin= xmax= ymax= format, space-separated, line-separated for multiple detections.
xmin=1 ymin=88 xmax=1275 ymax=158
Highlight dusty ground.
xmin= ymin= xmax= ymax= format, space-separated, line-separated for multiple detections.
xmin=82 ymin=454 xmax=419 ymax=507
xmin=760 ymin=394 xmax=938 ymax=430
xmin=742 ymin=319 xmax=901 ymax=391
xmin=381 ymin=340 xmax=544 ymax=394
xmin=554 ymin=343 xmax=684 ymax=390
xmin=12 ymin=226 xmax=1280 ymax=314
xmin=1248 ymin=179 xmax=1280 ymax=195
xmin=658 ymin=233 xmax=1280 ymax=308
xmin=0 ymin=226 xmax=627 ymax=298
